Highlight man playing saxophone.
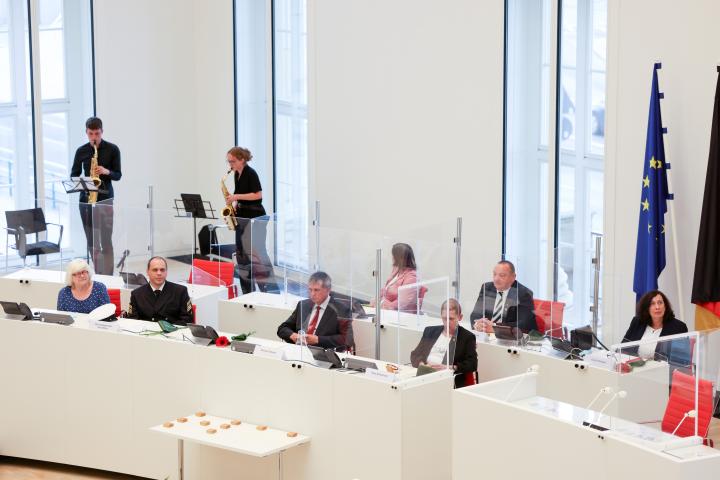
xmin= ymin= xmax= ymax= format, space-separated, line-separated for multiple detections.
xmin=71 ymin=117 xmax=122 ymax=275
xmin=225 ymin=146 xmax=277 ymax=294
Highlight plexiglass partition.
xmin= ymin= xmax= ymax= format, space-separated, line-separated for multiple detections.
xmin=606 ymin=333 xmax=704 ymax=448
xmin=393 ymin=277 xmax=449 ymax=372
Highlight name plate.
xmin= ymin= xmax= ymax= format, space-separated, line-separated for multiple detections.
xmin=89 ymin=319 xmax=120 ymax=332
xmin=254 ymin=345 xmax=284 ymax=360
xmin=364 ymin=368 xmax=397 ymax=384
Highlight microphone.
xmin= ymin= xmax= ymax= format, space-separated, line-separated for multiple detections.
xmin=670 ymin=410 xmax=697 ymax=436
xmin=584 ymin=390 xmax=627 ymax=431
xmin=585 ymin=386 xmax=614 ymax=411
xmin=116 ymin=249 xmax=130 ymax=270
xmin=504 ymin=364 xmax=540 ymax=402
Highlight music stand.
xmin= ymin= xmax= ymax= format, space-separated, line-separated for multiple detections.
xmin=174 ymin=194 xmax=217 ymax=255
xmin=62 ymin=176 xmax=101 ymax=195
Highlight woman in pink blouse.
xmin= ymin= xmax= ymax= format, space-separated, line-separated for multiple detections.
xmin=378 ymin=243 xmax=424 ymax=313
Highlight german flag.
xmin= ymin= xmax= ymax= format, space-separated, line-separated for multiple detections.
xmin=692 ymin=67 xmax=720 ymax=330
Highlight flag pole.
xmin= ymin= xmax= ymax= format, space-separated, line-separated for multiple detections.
xmin=657 ymin=62 xmax=686 ymax=322
xmin=666 ymin=170 xmax=686 ymax=322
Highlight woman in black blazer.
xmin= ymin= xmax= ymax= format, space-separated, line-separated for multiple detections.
xmin=622 ymin=290 xmax=689 ymax=366
xmin=410 ymin=299 xmax=478 ymax=388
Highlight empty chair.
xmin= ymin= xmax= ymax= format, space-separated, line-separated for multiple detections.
xmin=4 ymin=208 xmax=63 ymax=269
xmin=533 ymin=299 xmax=565 ymax=337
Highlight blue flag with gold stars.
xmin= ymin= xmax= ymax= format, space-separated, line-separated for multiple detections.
xmin=634 ymin=64 xmax=673 ymax=301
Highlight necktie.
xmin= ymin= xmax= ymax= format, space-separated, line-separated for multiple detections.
xmin=307 ymin=306 xmax=321 ymax=335
xmin=154 ymin=289 xmax=161 ymax=301
xmin=492 ymin=291 xmax=504 ymax=323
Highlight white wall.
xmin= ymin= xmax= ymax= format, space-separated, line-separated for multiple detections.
xmin=309 ymin=0 xmax=505 ymax=309
xmin=604 ymin=0 xmax=720 ymax=341
xmin=93 ymin=0 xmax=235 ymax=259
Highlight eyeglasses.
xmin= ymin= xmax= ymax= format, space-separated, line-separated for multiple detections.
xmin=72 ymin=271 xmax=89 ymax=277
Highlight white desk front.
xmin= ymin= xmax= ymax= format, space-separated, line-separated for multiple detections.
xmin=0 ymin=314 xmax=453 ymax=480
xmin=453 ymin=372 xmax=720 ymax=480
xmin=0 ymin=268 xmax=226 ymax=328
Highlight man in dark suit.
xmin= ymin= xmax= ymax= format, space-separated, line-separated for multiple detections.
xmin=277 ymin=271 xmax=353 ymax=351
xmin=127 ymin=256 xmax=193 ymax=325
xmin=470 ymin=260 xmax=537 ymax=333
xmin=411 ymin=299 xmax=478 ymax=388
xmin=71 ymin=117 xmax=122 ymax=275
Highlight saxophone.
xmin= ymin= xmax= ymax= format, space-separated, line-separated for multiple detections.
xmin=88 ymin=142 xmax=101 ymax=204
xmin=221 ymin=170 xmax=238 ymax=230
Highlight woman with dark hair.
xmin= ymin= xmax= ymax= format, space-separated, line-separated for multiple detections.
xmin=622 ymin=290 xmax=689 ymax=362
xmin=373 ymin=243 xmax=423 ymax=313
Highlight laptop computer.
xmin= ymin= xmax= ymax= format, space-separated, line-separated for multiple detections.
xmin=344 ymin=356 xmax=379 ymax=372
xmin=493 ymin=324 xmax=522 ymax=341
xmin=187 ymin=324 xmax=219 ymax=346
xmin=0 ymin=301 xmax=34 ymax=320
xmin=308 ymin=346 xmax=343 ymax=369
xmin=39 ymin=312 xmax=74 ymax=326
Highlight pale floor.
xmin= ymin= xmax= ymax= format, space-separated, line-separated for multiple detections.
xmin=1 ymin=419 xmax=718 ymax=479
xmin=0 ymin=457 xmax=148 ymax=480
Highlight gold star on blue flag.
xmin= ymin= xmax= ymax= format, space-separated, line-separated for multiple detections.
xmin=634 ymin=64 xmax=673 ymax=301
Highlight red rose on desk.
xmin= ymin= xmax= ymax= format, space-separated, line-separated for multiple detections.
xmin=215 ymin=336 xmax=230 ymax=347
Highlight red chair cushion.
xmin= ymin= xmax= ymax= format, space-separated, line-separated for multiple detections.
xmin=533 ymin=299 xmax=565 ymax=336
xmin=107 ymin=288 xmax=122 ymax=317
xmin=661 ymin=370 xmax=714 ymax=438
xmin=188 ymin=259 xmax=237 ymax=299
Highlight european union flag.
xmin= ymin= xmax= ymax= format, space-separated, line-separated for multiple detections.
xmin=634 ymin=64 xmax=673 ymax=301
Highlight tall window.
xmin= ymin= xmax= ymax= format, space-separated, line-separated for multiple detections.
xmin=273 ymin=0 xmax=308 ymax=269
xmin=0 ymin=0 xmax=94 ymax=263
xmin=505 ymin=0 xmax=607 ymax=329
xmin=504 ymin=0 xmax=552 ymax=300
xmin=556 ymin=0 xmax=606 ymax=328
xmin=234 ymin=0 xmax=309 ymax=270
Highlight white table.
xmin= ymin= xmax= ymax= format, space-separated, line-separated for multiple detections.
xmin=0 ymin=268 xmax=227 ymax=328
xmin=217 ymin=293 xmax=668 ymax=420
xmin=0 ymin=313 xmax=454 ymax=480
xmin=151 ymin=413 xmax=310 ymax=479
xmin=474 ymin=336 xmax=670 ymax=421
xmin=453 ymin=373 xmax=720 ymax=480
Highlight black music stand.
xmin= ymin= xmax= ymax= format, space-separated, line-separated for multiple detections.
xmin=174 ymin=194 xmax=217 ymax=255
xmin=62 ymin=176 xmax=101 ymax=196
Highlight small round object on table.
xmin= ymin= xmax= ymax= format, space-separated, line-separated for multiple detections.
xmin=199 ymin=420 xmax=210 ymax=426
xmin=163 ymin=422 xmax=174 ymax=428
xmin=230 ymin=419 xmax=241 ymax=426
xmin=220 ymin=423 xmax=231 ymax=430
xmin=286 ymin=432 xmax=298 ymax=438
xmin=195 ymin=411 xmax=206 ymax=417
xmin=177 ymin=417 xmax=188 ymax=423
xmin=256 ymin=425 xmax=268 ymax=431
xmin=206 ymin=428 xmax=217 ymax=434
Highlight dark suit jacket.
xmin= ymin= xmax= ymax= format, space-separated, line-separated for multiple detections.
xmin=469 ymin=280 xmax=537 ymax=333
xmin=127 ymin=281 xmax=193 ymax=325
xmin=410 ymin=325 xmax=478 ymax=388
xmin=277 ymin=297 xmax=354 ymax=351
xmin=622 ymin=316 xmax=690 ymax=366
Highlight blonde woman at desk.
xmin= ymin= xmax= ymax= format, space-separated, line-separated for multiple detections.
xmin=371 ymin=243 xmax=424 ymax=313
xmin=57 ymin=259 xmax=110 ymax=314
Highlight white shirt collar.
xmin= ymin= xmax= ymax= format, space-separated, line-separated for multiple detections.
xmin=152 ymin=282 xmax=166 ymax=293
xmin=316 ymin=295 xmax=331 ymax=310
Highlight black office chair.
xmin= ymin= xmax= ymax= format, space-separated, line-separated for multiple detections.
xmin=4 ymin=208 xmax=63 ymax=269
